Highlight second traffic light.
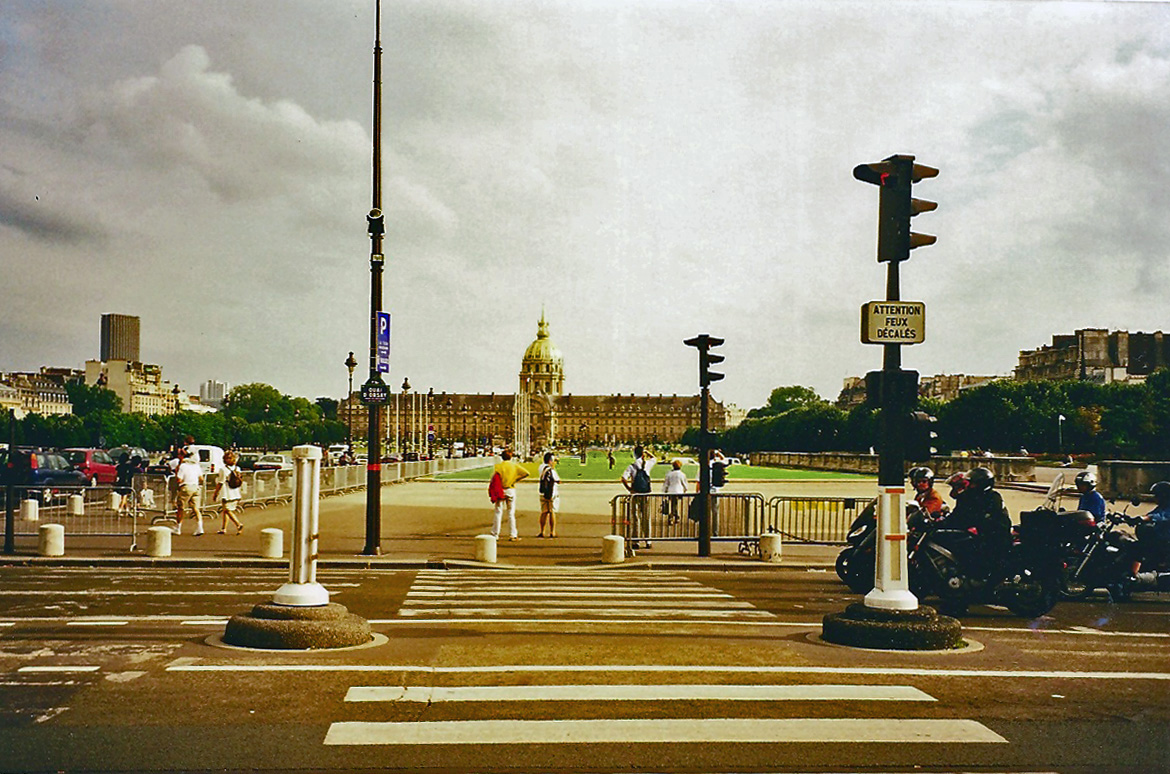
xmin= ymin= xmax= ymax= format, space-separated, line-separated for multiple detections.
xmin=684 ymin=334 xmax=725 ymax=388
xmin=905 ymin=410 xmax=939 ymax=462
xmin=853 ymin=154 xmax=938 ymax=263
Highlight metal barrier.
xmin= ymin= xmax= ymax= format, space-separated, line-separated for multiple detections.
xmin=7 ymin=485 xmax=139 ymax=551
xmin=610 ymin=493 xmax=768 ymax=553
xmin=763 ymin=495 xmax=875 ymax=544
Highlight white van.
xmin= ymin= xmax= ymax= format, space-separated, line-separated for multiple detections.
xmin=326 ymin=444 xmax=349 ymax=465
xmin=185 ymin=444 xmax=225 ymax=477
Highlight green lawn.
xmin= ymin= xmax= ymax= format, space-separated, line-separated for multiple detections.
xmin=434 ymin=450 xmax=869 ymax=482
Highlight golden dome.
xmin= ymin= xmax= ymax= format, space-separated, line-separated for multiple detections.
xmin=519 ymin=310 xmax=564 ymax=396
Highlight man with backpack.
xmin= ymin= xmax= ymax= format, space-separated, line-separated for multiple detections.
xmin=537 ymin=452 xmax=560 ymax=538
xmin=621 ymin=445 xmax=656 ymax=549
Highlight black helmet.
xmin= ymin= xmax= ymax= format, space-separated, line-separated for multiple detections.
xmin=1151 ymin=481 xmax=1170 ymax=503
xmin=1074 ymin=471 xmax=1097 ymax=490
xmin=967 ymin=466 xmax=995 ymax=492
xmin=909 ymin=466 xmax=935 ymax=486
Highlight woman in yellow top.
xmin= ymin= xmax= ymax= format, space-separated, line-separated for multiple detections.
xmin=492 ymin=449 xmax=529 ymax=541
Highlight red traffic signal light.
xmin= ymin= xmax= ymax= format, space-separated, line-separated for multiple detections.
xmin=854 ymin=155 xmax=938 ymax=262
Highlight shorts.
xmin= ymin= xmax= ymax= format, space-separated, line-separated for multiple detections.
xmin=222 ymin=498 xmax=240 ymax=512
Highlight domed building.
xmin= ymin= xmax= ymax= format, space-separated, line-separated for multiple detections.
xmin=519 ymin=311 xmax=564 ymax=397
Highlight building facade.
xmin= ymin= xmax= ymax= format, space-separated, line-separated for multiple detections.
xmin=338 ymin=314 xmax=725 ymax=456
xmin=100 ymin=313 xmax=141 ymax=362
xmin=200 ymin=380 xmax=230 ymax=408
xmin=85 ymin=359 xmax=180 ymax=415
xmin=836 ymin=373 xmax=1000 ymax=408
xmin=0 ymin=370 xmax=73 ymax=416
xmin=1016 ymin=328 xmax=1169 ymax=384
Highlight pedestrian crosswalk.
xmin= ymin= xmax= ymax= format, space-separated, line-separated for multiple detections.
xmin=323 ymin=678 xmax=1006 ymax=746
xmin=396 ymin=569 xmax=776 ymax=623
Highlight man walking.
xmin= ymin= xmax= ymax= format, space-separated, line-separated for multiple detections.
xmin=621 ymin=445 xmax=656 ymax=549
xmin=492 ymin=449 xmax=529 ymax=542
xmin=174 ymin=449 xmax=205 ymax=536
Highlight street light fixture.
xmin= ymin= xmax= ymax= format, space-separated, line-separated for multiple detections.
xmin=345 ymin=351 xmax=357 ymax=445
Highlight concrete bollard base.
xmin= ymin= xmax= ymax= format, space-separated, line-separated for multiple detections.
xmin=223 ymin=602 xmax=372 ymax=650
xmin=259 ymin=528 xmax=283 ymax=559
xmin=67 ymin=494 xmax=84 ymax=516
xmin=20 ymin=499 xmax=38 ymax=522
xmin=38 ymin=523 xmax=64 ymax=556
xmin=601 ymin=534 xmax=625 ymax=564
xmin=475 ymin=534 xmax=497 ymax=563
xmin=759 ymin=533 xmax=783 ymax=563
xmin=146 ymin=525 xmax=172 ymax=557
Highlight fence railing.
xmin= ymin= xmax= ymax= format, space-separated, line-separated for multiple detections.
xmin=610 ymin=493 xmax=767 ymax=547
xmin=763 ymin=495 xmax=874 ymax=544
xmin=7 ymin=485 xmax=139 ymax=550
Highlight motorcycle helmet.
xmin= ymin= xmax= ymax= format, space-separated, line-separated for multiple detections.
xmin=909 ymin=466 xmax=935 ymax=489
xmin=946 ymin=471 xmax=970 ymax=497
xmin=1074 ymin=471 xmax=1096 ymax=491
xmin=1151 ymin=481 xmax=1170 ymax=504
xmin=967 ymin=466 xmax=995 ymax=492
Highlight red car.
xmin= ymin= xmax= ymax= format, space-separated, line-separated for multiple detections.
xmin=62 ymin=448 xmax=118 ymax=486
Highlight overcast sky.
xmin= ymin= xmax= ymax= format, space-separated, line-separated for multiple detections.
xmin=2 ymin=0 xmax=1168 ymax=410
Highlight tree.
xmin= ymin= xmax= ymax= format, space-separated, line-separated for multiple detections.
xmin=64 ymin=381 xmax=122 ymax=417
xmin=222 ymin=383 xmax=292 ymax=424
xmin=747 ymin=385 xmax=826 ymax=419
xmin=315 ymin=397 xmax=339 ymax=421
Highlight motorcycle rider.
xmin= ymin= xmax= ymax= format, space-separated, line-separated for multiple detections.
xmin=936 ymin=466 xmax=1013 ymax=581
xmin=1074 ymin=471 xmax=1107 ymax=522
xmin=1130 ymin=480 xmax=1170 ymax=581
xmin=909 ymin=466 xmax=947 ymax=516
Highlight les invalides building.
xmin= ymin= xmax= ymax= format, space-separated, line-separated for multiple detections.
xmin=342 ymin=313 xmax=726 ymax=458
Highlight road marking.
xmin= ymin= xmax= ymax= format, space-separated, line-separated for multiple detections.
xmin=18 ymin=666 xmax=100 ymax=673
xmin=168 ymin=663 xmax=1170 ymax=680
xmin=344 ymin=684 xmax=936 ymax=703
xmin=181 ymin=619 xmax=230 ymax=626
xmin=406 ymin=588 xmax=730 ymax=597
xmin=396 ymin=607 xmax=775 ymax=618
xmin=324 ymin=718 xmax=1006 ymax=745
xmin=403 ymin=597 xmax=756 ymax=608
xmin=0 ymin=590 xmax=279 ymax=596
xmin=65 ymin=620 xmax=128 ymax=626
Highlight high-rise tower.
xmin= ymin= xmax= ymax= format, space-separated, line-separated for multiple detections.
xmin=100 ymin=314 xmax=140 ymax=362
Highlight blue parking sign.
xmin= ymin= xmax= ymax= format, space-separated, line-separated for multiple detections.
xmin=376 ymin=312 xmax=391 ymax=373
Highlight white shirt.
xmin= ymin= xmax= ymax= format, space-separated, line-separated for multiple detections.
xmin=662 ymin=468 xmax=688 ymax=494
xmin=538 ymin=463 xmax=561 ymax=500
xmin=622 ymin=457 xmax=655 ymax=487
xmin=219 ymin=465 xmax=243 ymax=501
xmin=176 ymin=460 xmax=202 ymax=489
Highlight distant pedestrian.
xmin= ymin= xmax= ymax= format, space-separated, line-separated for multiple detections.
xmin=213 ymin=450 xmax=245 ymax=535
xmin=607 ymin=450 xmax=615 ymax=470
xmin=174 ymin=449 xmax=205 ymax=536
xmin=491 ymin=449 xmax=529 ymax=541
xmin=537 ymin=451 xmax=560 ymax=538
xmin=662 ymin=458 xmax=688 ymax=526
xmin=114 ymin=454 xmax=144 ymax=516
xmin=621 ymin=445 xmax=656 ymax=549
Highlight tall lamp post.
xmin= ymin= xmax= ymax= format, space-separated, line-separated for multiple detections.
xmin=344 ymin=351 xmax=357 ymax=445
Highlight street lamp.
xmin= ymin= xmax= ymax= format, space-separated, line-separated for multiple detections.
xmin=401 ymin=378 xmax=411 ymax=455
xmin=344 ymin=351 xmax=357 ymax=445
xmin=1058 ymin=413 xmax=1066 ymax=455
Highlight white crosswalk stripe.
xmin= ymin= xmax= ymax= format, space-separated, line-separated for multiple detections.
xmin=324 ymin=679 xmax=1005 ymax=746
xmin=398 ymin=569 xmax=775 ymax=622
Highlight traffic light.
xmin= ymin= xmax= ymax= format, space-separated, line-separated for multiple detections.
xmin=853 ymin=155 xmax=938 ymax=263
xmin=684 ymin=334 xmax=725 ymax=388
xmin=905 ymin=410 xmax=939 ymax=461
xmin=864 ymin=369 xmax=919 ymax=411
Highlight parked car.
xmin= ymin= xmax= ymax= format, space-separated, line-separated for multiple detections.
xmin=253 ymin=454 xmax=293 ymax=471
xmin=185 ymin=444 xmax=225 ymax=476
xmin=0 ymin=447 xmax=89 ymax=501
xmin=236 ymin=452 xmax=262 ymax=471
xmin=326 ymin=444 xmax=349 ymax=464
xmin=108 ymin=445 xmax=149 ymax=467
xmin=62 ymin=448 xmax=118 ymax=486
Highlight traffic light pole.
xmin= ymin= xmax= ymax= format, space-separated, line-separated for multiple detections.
xmin=697 ymin=384 xmax=712 ymax=557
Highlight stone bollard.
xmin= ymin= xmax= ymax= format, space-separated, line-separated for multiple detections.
xmin=21 ymin=499 xmax=38 ymax=522
xmin=260 ymin=528 xmax=283 ymax=559
xmin=38 ymin=523 xmax=64 ymax=556
xmin=67 ymin=494 xmax=84 ymax=516
xmin=475 ymin=534 xmax=497 ymax=564
xmin=759 ymin=533 xmax=783 ymax=563
xmin=601 ymin=534 xmax=625 ymax=564
xmin=146 ymin=525 xmax=172 ymax=557
xmin=108 ymin=491 xmax=122 ymax=511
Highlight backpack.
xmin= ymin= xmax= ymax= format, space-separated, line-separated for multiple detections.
xmin=226 ymin=466 xmax=243 ymax=489
xmin=631 ymin=461 xmax=652 ymax=494
xmin=488 ymin=472 xmax=506 ymax=503
xmin=711 ymin=462 xmax=727 ymax=488
xmin=539 ymin=467 xmax=555 ymax=499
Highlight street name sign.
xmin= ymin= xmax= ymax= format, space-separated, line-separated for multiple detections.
xmin=861 ymin=301 xmax=925 ymax=345
xmin=361 ymin=376 xmax=389 ymax=405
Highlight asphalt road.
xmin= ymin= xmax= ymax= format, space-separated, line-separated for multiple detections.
xmin=1 ymin=563 xmax=1168 ymax=773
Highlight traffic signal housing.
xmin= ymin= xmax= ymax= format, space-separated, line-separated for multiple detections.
xmin=853 ymin=155 xmax=938 ymax=263
xmin=684 ymin=334 xmax=725 ymax=388
xmin=905 ymin=410 xmax=939 ymax=462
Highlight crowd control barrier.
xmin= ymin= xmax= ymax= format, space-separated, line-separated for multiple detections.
xmin=610 ymin=492 xmax=768 ymax=554
xmin=762 ymin=495 xmax=874 ymax=544
xmin=7 ymin=485 xmax=140 ymax=551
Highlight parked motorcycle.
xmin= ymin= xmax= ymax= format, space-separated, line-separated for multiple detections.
xmin=835 ymin=500 xmax=943 ymax=596
xmin=1058 ymin=509 xmax=1140 ymax=601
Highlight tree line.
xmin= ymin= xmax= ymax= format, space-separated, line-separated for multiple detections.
xmin=692 ymin=370 xmax=1170 ymax=461
xmin=7 ymin=382 xmax=348 ymax=453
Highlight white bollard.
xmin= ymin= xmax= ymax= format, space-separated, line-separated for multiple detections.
xmin=38 ymin=523 xmax=64 ymax=556
xmin=759 ymin=533 xmax=783 ymax=563
xmin=259 ymin=528 xmax=283 ymax=559
xmin=475 ymin=534 xmax=497 ymax=564
xmin=601 ymin=534 xmax=625 ymax=564
xmin=272 ymin=445 xmax=328 ymax=606
xmin=21 ymin=499 xmax=38 ymax=522
xmin=67 ymin=494 xmax=84 ymax=515
xmin=146 ymin=526 xmax=172 ymax=557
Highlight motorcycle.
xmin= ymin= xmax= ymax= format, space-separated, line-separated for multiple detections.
xmin=1058 ymin=509 xmax=1141 ymax=602
xmin=912 ymin=504 xmax=1063 ymax=619
xmin=835 ymin=500 xmax=943 ymax=595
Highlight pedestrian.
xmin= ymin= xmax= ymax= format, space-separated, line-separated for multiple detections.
xmin=491 ymin=448 xmax=529 ymax=541
xmin=537 ymin=451 xmax=560 ymax=538
xmin=213 ymin=449 xmax=245 ymax=535
xmin=621 ymin=445 xmax=656 ymax=549
xmin=114 ymin=454 xmax=144 ymax=516
xmin=174 ymin=449 xmax=205 ymax=536
xmin=662 ymin=458 xmax=688 ymax=526
xmin=607 ymin=450 xmax=615 ymax=470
